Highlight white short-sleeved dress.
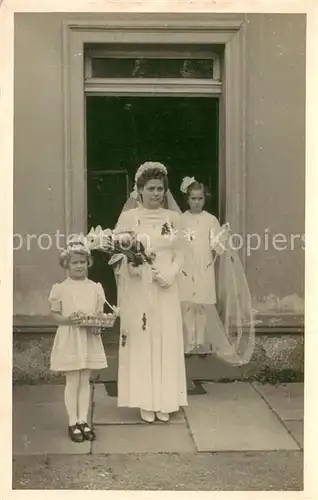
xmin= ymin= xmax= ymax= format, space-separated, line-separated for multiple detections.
xmin=179 ymin=210 xmax=221 ymax=305
xmin=49 ymin=277 xmax=108 ymax=372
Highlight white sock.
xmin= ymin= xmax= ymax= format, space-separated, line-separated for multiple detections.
xmin=195 ymin=307 xmax=207 ymax=345
xmin=65 ymin=370 xmax=80 ymax=426
xmin=183 ymin=305 xmax=196 ymax=351
xmin=78 ymin=369 xmax=91 ymax=424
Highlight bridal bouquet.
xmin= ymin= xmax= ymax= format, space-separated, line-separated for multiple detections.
xmin=86 ymin=226 xmax=156 ymax=267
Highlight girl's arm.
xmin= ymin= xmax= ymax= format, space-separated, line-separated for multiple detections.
xmin=48 ymin=283 xmax=81 ymax=326
xmin=50 ymin=311 xmax=80 ymax=326
xmin=171 ymin=215 xmax=185 ymax=275
xmin=210 ymin=216 xmax=225 ymax=255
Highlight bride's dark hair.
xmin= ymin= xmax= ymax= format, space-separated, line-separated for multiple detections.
xmin=136 ymin=162 xmax=169 ymax=191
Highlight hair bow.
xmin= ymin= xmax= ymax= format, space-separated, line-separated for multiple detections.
xmin=180 ymin=176 xmax=196 ymax=193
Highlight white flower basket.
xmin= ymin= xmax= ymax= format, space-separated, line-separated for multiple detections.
xmin=77 ymin=312 xmax=118 ymax=328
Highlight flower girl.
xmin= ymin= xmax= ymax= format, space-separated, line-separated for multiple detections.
xmin=179 ymin=177 xmax=224 ymax=354
xmin=49 ymin=235 xmax=107 ymax=443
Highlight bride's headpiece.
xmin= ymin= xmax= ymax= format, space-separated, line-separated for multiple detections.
xmin=119 ymin=161 xmax=181 ymax=213
xmin=180 ymin=176 xmax=196 ymax=194
xmin=131 ymin=162 xmax=168 ymax=199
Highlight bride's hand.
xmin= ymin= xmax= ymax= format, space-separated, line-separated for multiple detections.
xmin=153 ymin=270 xmax=175 ymax=288
xmin=152 ymin=267 xmax=159 ymax=281
xmin=128 ymin=262 xmax=141 ymax=277
xmin=152 ymin=266 xmax=166 ymax=284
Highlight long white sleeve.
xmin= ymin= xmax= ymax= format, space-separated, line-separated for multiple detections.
xmin=154 ymin=212 xmax=184 ymax=286
xmin=113 ymin=209 xmax=136 ymax=233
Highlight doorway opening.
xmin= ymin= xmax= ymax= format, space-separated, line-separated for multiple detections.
xmin=86 ymin=95 xmax=220 ymax=307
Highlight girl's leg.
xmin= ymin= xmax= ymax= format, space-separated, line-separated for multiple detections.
xmin=182 ymin=303 xmax=196 ymax=353
xmin=77 ymin=369 xmax=96 ymax=440
xmin=78 ymin=369 xmax=91 ymax=423
xmin=195 ymin=305 xmax=207 ymax=347
xmin=64 ymin=370 xmax=80 ymax=426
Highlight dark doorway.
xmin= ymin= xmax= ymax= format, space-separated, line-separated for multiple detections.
xmin=86 ymin=96 xmax=219 ymax=306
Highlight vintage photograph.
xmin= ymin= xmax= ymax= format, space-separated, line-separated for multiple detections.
xmin=12 ymin=11 xmax=305 ymax=491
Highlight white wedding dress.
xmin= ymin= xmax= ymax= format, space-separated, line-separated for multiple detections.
xmin=113 ymin=206 xmax=188 ymax=413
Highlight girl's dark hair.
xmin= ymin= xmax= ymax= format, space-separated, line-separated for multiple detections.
xmin=136 ymin=162 xmax=169 ymax=191
xmin=185 ymin=180 xmax=211 ymax=201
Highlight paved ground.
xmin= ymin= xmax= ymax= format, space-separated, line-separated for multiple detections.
xmin=12 ymin=381 xmax=303 ymax=490
xmin=13 ymin=451 xmax=303 ymax=490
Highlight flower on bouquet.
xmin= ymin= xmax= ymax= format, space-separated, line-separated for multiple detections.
xmin=86 ymin=225 xmax=156 ymax=267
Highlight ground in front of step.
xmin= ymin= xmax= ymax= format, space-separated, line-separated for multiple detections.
xmin=12 ymin=451 xmax=303 ymax=491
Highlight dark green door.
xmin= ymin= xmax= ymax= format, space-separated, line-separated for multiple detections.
xmin=87 ymin=170 xmax=129 ymax=307
xmin=86 ymin=96 xmax=219 ymax=307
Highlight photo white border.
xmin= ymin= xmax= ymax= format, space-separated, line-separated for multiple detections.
xmin=0 ymin=0 xmax=316 ymax=499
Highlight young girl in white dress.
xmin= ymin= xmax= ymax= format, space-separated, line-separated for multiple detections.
xmin=179 ymin=177 xmax=224 ymax=354
xmin=49 ymin=236 xmax=107 ymax=443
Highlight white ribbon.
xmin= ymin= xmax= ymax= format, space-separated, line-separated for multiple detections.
xmin=180 ymin=176 xmax=196 ymax=193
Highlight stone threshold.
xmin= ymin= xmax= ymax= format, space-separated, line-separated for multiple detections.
xmin=13 ymin=313 xmax=304 ymax=335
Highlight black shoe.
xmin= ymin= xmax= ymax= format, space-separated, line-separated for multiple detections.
xmin=68 ymin=424 xmax=84 ymax=443
xmin=76 ymin=421 xmax=96 ymax=441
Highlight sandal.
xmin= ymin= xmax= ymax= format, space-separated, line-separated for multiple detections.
xmin=68 ymin=424 xmax=84 ymax=443
xmin=76 ymin=421 xmax=96 ymax=441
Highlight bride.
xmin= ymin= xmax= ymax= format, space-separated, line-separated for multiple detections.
xmin=112 ymin=162 xmax=187 ymax=423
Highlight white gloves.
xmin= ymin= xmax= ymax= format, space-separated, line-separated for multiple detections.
xmin=128 ymin=263 xmax=177 ymax=288
xmin=127 ymin=263 xmax=142 ymax=277
xmin=152 ymin=267 xmax=177 ymax=288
